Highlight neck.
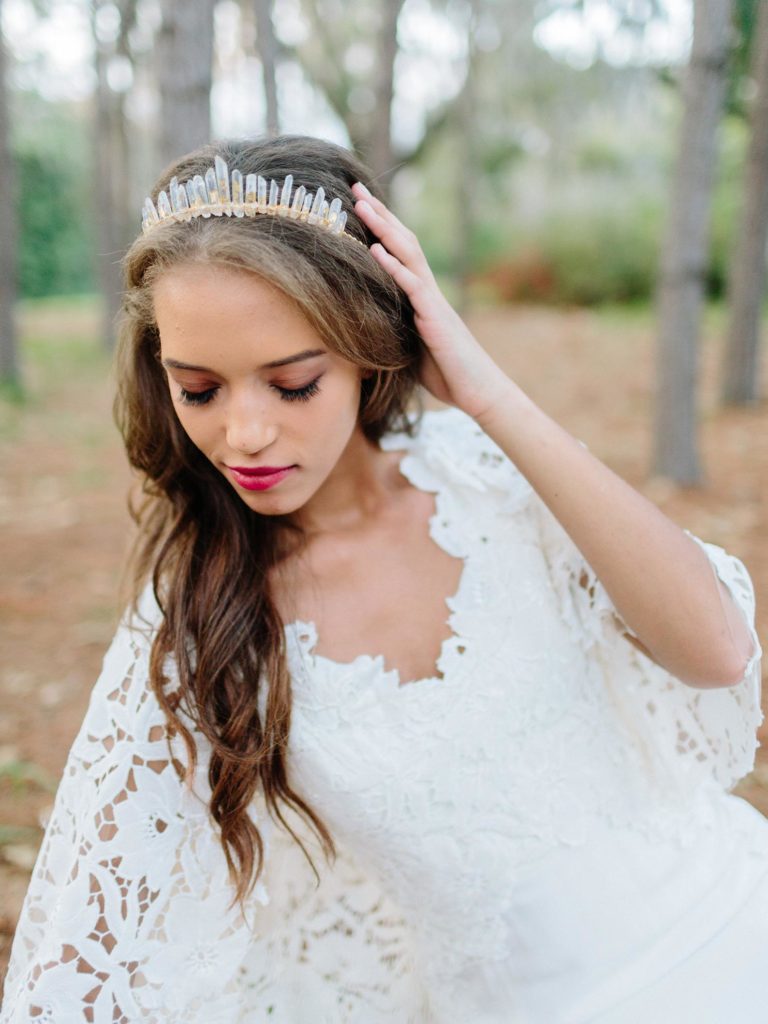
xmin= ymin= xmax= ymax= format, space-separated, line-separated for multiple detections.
xmin=290 ymin=425 xmax=403 ymax=536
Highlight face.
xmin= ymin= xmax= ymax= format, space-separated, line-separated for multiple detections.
xmin=154 ymin=262 xmax=366 ymax=517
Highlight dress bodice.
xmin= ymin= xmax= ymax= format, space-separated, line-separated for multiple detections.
xmin=278 ymin=409 xmax=767 ymax=1020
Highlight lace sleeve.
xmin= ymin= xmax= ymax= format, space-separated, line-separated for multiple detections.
xmin=0 ymin=585 xmax=269 ymax=1023
xmin=399 ymin=408 xmax=764 ymax=795
xmin=531 ymin=493 xmax=764 ymax=795
xmin=0 ymin=587 xmax=430 ymax=1023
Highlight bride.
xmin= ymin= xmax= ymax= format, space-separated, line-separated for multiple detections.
xmin=1 ymin=134 xmax=765 ymax=1023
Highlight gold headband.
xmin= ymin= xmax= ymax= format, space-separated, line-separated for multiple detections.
xmin=141 ymin=154 xmax=361 ymax=244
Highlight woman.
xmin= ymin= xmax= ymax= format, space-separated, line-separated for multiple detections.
xmin=1 ymin=134 xmax=765 ymax=1023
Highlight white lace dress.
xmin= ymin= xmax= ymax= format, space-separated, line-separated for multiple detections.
xmin=2 ymin=408 xmax=766 ymax=1024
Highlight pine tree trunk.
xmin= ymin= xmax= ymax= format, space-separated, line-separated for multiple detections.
xmin=156 ymin=0 xmax=216 ymax=169
xmin=254 ymin=0 xmax=279 ymax=136
xmin=0 ymin=0 xmax=19 ymax=386
xmin=721 ymin=0 xmax=768 ymax=405
xmin=91 ymin=0 xmax=135 ymax=351
xmin=455 ymin=0 xmax=480 ymax=315
xmin=367 ymin=0 xmax=406 ymax=194
xmin=653 ymin=0 xmax=733 ymax=484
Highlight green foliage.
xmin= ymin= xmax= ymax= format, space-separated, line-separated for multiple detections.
xmin=0 ymin=759 xmax=56 ymax=795
xmin=474 ymin=168 xmax=748 ymax=309
xmin=0 ymin=824 xmax=41 ymax=846
xmin=708 ymin=115 xmax=750 ymax=297
xmin=728 ymin=0 xmax=760 ymax=117
xmin=543 ymin=203 xmax=661 ymax=304
xmin=11 ymin=91 xmax=95 ymax=299
xmin=475 ymin=196 xmax=662 ymax=306
xmin=16 ymin=146 xmax=95 ymax=298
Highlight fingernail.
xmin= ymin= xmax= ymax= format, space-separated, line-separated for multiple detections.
xmin=354 ymin=181 xmax=372 ymax=196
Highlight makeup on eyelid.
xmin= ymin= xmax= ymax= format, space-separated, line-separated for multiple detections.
xmin=176 ymin=376 xmax=323 ymax=407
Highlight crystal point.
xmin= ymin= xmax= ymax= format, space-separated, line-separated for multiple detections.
xmin=169 ymin=177 xmax=181 ymax=212
xmin=204 ymin=167 xmax=219 ymax=206
xmin=157 ymin=190 xmax=172 ymax=218
xmin=143 ymin=197 xmax=159 ymax=224
xmin=191 ymin=176 xmax=207 ymax=209
xmin=231 ymin=170 xmax=244 ymax=216
xmin=327 ymin=197 xmax=342 ymax=228
xmin=280 ymin=175 xmax=293 ymax=209
xmin=308 ymin=187 xmax=325 ymax=224
xmin=290 ymin=184 xmax=306 ymax=218
xmin=215 ymin=155 xmax=230 ymax=204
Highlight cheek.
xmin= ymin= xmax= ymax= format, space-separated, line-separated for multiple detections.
xmin=304 ymin=371 xmax=360 ymax=425
xmin=335 ymin=369 xmax=364 ymax=414
xmin=170 ymin=403 xmax=217 ymax=453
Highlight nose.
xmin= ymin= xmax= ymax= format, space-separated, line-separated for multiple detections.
xmin=225 ymin=390 xmax=278 ymax=455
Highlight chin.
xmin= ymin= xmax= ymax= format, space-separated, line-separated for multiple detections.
xmin=230 ymin=479 xmax=315 ymax=518
xmin=235 ymin=492 xmax=304 ymax=517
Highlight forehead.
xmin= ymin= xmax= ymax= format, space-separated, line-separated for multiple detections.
xmin=153 ymin=263 xmax=321 ymax=358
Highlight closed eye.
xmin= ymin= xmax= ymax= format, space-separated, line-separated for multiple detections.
xmin=273 ymin=377 xmax=322 ymax=402
xmin=177 ymin=375 xmax=323 ymax=407
xmin=178 ymin=386 xmax=217 ymax=406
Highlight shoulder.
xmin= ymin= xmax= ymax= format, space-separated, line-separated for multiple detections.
xmin=86 ymin=581 xmax=165 ymax=711
xmin=381 ymin=407 xmax=533 ymax=511
xmin=68 ymin=580 xmax=183 ymax=769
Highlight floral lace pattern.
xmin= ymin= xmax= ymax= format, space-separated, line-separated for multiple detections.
xmin=282 ymin=409 xmax=764 ymax=1019
xmin=1 ymin=408 xmax=763 ymax=1023
xmin=0 ymin=586 xmax=428 ymax=1023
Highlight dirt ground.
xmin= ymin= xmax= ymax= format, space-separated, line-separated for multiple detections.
xmin=0 ymin=298 xmax=766 ymax=987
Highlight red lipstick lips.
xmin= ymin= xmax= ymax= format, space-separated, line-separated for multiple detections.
xmin=227 ymin=465 xmax=296 ymax=491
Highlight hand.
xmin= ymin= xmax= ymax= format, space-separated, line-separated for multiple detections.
xmin=351 ymin=182 xmax=511 ymax=422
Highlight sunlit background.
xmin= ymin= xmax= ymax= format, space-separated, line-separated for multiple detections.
xmin=2 ymin=0 xmax=712 ymax=304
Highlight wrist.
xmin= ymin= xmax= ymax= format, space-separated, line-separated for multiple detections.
xmin=471 ymin=376 xmax=532 ymax=437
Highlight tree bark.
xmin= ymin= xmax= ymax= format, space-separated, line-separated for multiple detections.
xmin=367 ymin=0 xmax=406 ymax=192
xmin=156 ymin=0 xmax=216 ymax=169
xmin=653 ymin=0 xmax=732 ymax=484
xmin=254 ymin=0 xmax=279 ymax=136
xmin=0 ymin=0 xmax=19 ymax=386
xmin=721 ymin=0 xmax=768 ymax=405
xmin=91 ymin=0 xmax=137 ymax=351
xmin=455 ymin=0 xmax=480 ymax=315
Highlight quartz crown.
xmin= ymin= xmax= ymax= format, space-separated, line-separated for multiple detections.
xmin=141 ymin=155 xmax=360 ymax=244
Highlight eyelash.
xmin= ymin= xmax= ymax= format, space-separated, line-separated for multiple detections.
xmin=177 ymin=377 xmax=322 ymax=407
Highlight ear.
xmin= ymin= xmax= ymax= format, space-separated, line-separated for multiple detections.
xmin=360 ymin=368 xmax=375 ymax=380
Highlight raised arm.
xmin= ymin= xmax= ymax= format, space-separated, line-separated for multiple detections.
xmin=352 ymin=182 xmax=757 ymax=690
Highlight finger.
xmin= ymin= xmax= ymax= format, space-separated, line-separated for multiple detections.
xmin=352 ymin=183 xmax=431 ymax=255
xmin=369 ymin=242 xmax=427 ymax=304
xmin=351 ymin=182 xmax=408 ymax=232
xmin=355 ymin=200 xmax=432 ymax=278
xmin=351 ymin=185 xmax=431 ymax=271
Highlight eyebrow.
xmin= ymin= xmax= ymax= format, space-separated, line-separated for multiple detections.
xmin=161 ymin=348 xmax=327 ymax=372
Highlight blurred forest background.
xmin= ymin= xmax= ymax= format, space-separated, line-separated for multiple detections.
xmin=1 ymin=0 xmax=767 ymax=984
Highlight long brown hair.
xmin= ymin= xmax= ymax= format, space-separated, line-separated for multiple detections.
xmin=114 ymin=135 xmax=422 ymax=906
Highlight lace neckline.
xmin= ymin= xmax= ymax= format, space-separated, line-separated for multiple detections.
xmin=284 ymin=415 xmax=470 ymax=692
